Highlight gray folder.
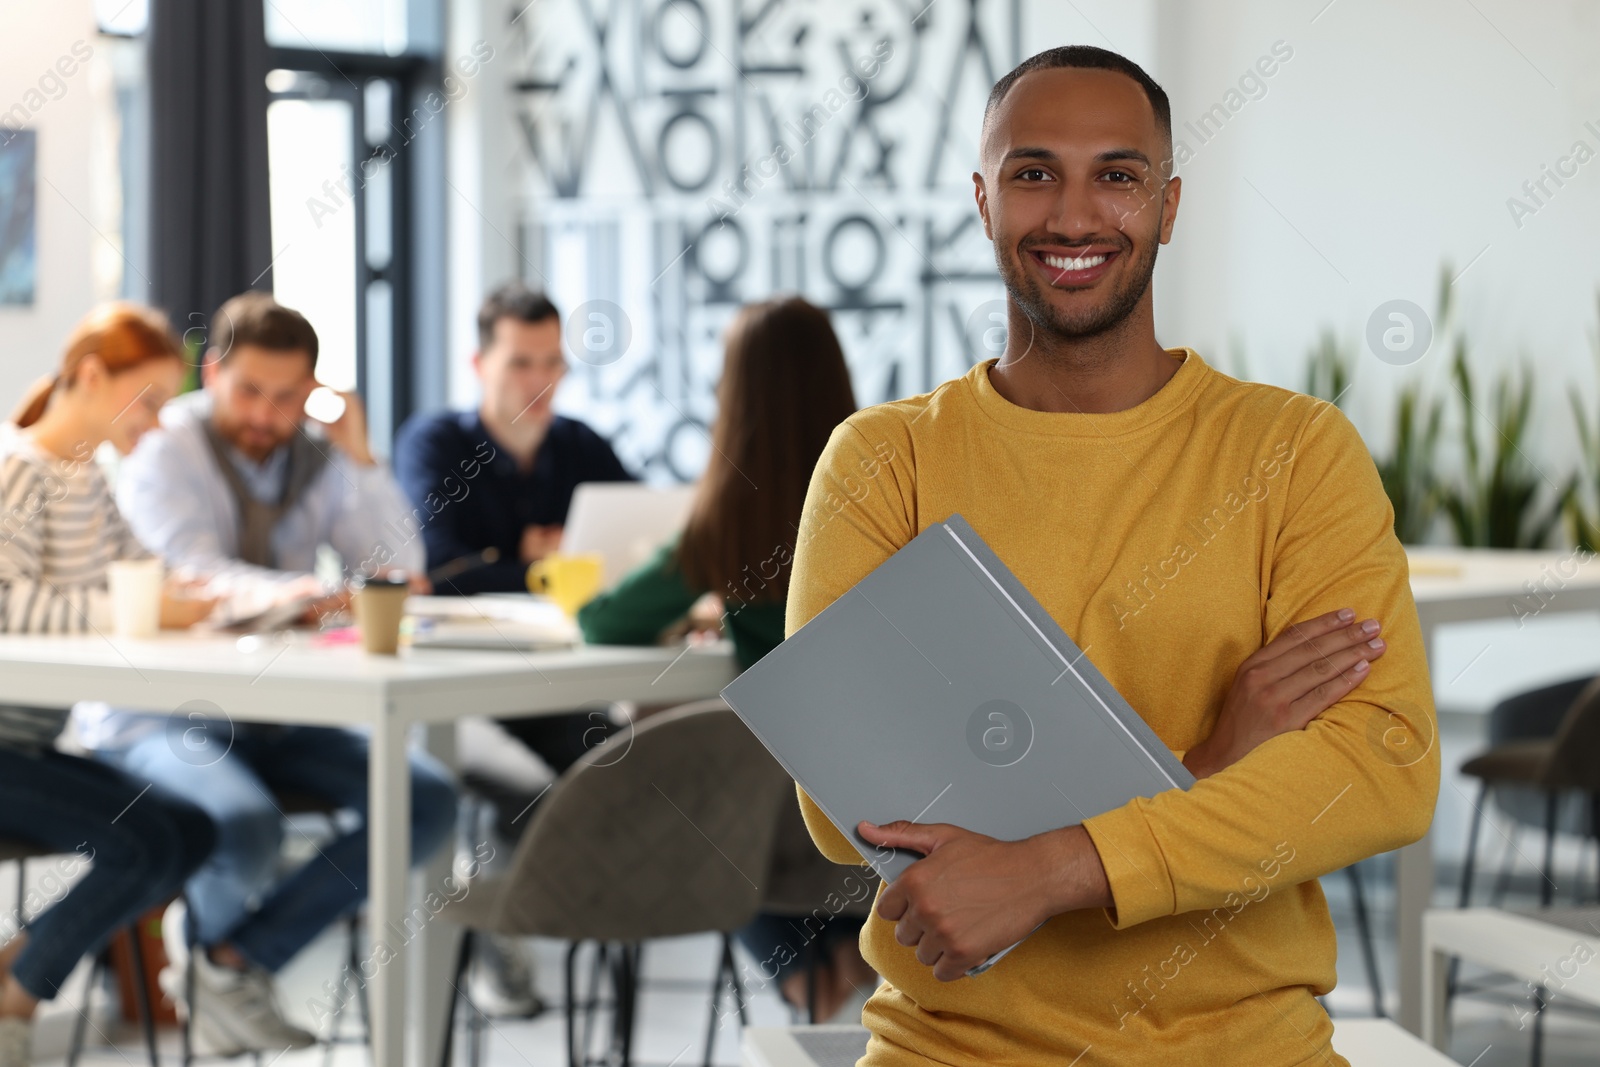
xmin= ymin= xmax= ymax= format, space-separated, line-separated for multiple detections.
xmin=721 ymin=514 xmax=1193 ymax=969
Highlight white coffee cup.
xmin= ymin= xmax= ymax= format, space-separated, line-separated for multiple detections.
xmin=108 ymin=559 xmax=163 ymax=638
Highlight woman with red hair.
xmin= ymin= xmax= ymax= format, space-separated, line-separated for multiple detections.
xmin=0 ymin=303 xmax=217 ymax=1067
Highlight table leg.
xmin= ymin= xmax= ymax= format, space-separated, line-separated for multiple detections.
xmin=369 ymin=704 xmax=412 ymax=1067
xmin=1397 ymin=835 xmax=1433 ymax=1034
xmin=1398 ymin=617 xmax=1440 ymax=1035
xmin=409 ymin=723 xmax=459 ymax=1067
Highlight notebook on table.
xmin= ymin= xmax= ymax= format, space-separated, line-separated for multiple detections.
xmin=720 ymin=514 xmax=1193 ymax=974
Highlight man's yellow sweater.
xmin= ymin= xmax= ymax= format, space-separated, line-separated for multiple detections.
xmin=786 ymin=349 xmax=1439 ymax=1067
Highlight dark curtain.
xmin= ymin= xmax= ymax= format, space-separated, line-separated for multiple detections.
xmin=148 ymin=0 xmax=274 ymax=335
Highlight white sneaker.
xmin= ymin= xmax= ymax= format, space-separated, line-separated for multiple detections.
xmin=159 ymin=899 xmax=190 ymax=976
xmin=467 ymin=934 xmax=544 ymax=1017
xmin=0 ymin=1018 xmax=31 ymax=1067
xmin=157 ymin=899 xmax=234 ymax=1055
xmin=156 ymin=901 xmax=315 ymax=1054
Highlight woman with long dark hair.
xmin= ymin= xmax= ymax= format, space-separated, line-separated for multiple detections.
xmin=579 ymin=296 xmax=875 ymax=1018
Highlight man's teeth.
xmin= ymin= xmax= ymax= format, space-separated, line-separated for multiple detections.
xmin=1042 ymin=252 xmax=1109 ymax=271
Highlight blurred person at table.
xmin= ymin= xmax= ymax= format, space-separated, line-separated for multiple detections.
xmin=70 ymin=292 xmax=459 ymax=1055
xmin=577 ymin=296 xmax=878 ymax=1020
xmin=0 ymin=303 xmax=217 ymax=1067
xmin=392 ymin=282 xmax=633 ymax=1015
xmin=394 ymin=282 xmax=633 ymax=596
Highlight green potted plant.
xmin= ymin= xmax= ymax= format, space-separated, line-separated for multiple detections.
xmin=1564 ymin=293 xmax=1600 ymax=551
xmin=1439 ymin=339 xmax=1567 ymax=548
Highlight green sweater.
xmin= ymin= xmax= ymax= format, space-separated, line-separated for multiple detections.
xmin=576 ymin=540 xmax=785 ymax=672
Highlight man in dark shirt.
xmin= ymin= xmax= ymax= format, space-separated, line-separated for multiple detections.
xmin=394 ymin=283 xmax=633 ymax=594
xmin=393 ymin=282 xmax=633 ymax=1016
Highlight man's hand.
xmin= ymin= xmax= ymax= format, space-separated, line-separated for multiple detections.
xmin=519 ymin=524 xmax=563 ymax=564
xmin=314 ymin=389 xmax=374 ymax=467
xmin=301 ymin=588 xmax=353 ymax=624
xmin=1184 ymin=608 xmax=1386 ymax=779
xmin=858 ymin=821 xmax=1111 ymax=982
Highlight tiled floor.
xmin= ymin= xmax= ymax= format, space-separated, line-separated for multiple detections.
xmin=30 ymin=860 xmax=1600 ymax=1066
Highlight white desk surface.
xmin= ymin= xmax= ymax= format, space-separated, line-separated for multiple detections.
xmin=1406 ymin=546 xmax=1600 ymax=609
xmin=741 ymin=1018 xmax=1455 ymax=1067
xmin=0 ymin=631 xmax=738 ymax=724
xmin=0 ymin=630 xmax=736 ymax=1067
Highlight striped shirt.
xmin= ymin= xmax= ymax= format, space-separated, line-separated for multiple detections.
xmin=0 ymin=423 xmax=150 ymax=748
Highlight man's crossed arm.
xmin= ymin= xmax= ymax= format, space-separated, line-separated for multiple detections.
xmin=859 ymin=607 xmax=1389 ymax=982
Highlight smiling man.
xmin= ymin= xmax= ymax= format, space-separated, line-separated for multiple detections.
xmin=787 ymin=47 xmax=1439 ymax=1065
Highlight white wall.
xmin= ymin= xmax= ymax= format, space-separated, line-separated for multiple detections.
xmin=446 ymin=0 xmax=1600 ymax=486
xmin=0 ymin=0 xmax=105 ymax=408
xmin=1152 ymin=0 xmax=1600 ymax=462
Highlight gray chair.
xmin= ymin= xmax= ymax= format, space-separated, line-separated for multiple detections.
xmin=0 ymin=838 xmax=161 ymax=1067
xmin=1458 ymin=675 xmax=1600 ymax=912
xmin=758 ymin=799 xmax=879 ymax=1023
xmin=439 ymin=699 xmax=793 ymax=1067
xmin=1450 ymin=676 xmax=1600 ymax=1066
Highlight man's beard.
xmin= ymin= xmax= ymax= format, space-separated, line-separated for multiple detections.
xmin=998 ymin=231 xmax=1160 ymax=342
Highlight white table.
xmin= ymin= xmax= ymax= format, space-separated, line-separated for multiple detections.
xmin=1423 ymin=907 xmax=1600 ymax=1050
xmin=1399 ymin=546 xmax=1600 ymax=1034
xmin=0 ymin=631 xmax=737 ymax=1067
xmin=742 ymin=1019 xmax=1458 ymax=1066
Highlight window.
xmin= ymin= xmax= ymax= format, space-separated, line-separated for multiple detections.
xmin=263 ymin=0 xmax=409 ymax=56
xmin=264 ymin=48 xmax=434 ymax=450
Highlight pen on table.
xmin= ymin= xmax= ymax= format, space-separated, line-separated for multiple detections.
xmin=427 ymin=547 xmax=501 ymax=585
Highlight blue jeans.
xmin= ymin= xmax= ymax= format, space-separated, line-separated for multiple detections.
xmin=0 ymin=747 xmax=215 ymax=1000
xmin=100 ymin=724 xmax=458 ymax=973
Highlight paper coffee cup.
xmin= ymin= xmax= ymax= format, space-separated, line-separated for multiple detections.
xmin=354 ymin=578 xmax=409 ymax=655
xmin=108 ymin=559 xmax=163 ymax=638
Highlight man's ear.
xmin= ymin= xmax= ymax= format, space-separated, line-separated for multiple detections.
xmin=200 ymin=350 xmax=220 ymax=389
xmin=973 ymin=172 xmax=992 ymax=240
xmin=1158 ymin=175 xmax=1182 ymax=245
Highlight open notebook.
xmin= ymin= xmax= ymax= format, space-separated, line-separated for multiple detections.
xmin=721 ymin=514 xmax=1193 ymax=974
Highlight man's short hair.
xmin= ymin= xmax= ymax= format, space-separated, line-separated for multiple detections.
xmin=477 ymin=283 xmax=560 ymax=351
xmin=209 ymin=291 xmax=319 ymax=370
xmin=984 ymin=46 xmax=1172 ymax=160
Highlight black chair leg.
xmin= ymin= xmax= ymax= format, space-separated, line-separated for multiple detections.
xmin=1531 ymin=984 xmax=1547 ymax=1067
xmin=578 ymin=942 xmax=606 ymax=1066
xmin=1459 ymin=780 xmax=1488 ymax=909
xmin=1447 ymin=781 xmax=1490 ymax=1012
xmin=725 ymin=935 xmax=748 ymax=1028
xmin=65 ymin=952 xmax=102 ymax=1067
xmin=610 ymin=942 xmax=639 ymax=1067
xmin=181 ymin=901 xmax=197 ymax=1067
xmin=439 ymin=929 xmax=474 ymax=1067
xmin=1344 ymin=864 xmax=1384 ymax=1017
xmin=564 ymin=940 xmax=583 ymax=1067
xmin=1541 ymin=792 xmax=1560 ymax=907
xmin=469 ymin=937 xmax=486 ymax=1067
xmin=127 ymin=924 xmax=161 ymax=1067
xmin=702 ymin=933 xmax=747 ymax=1067
xmin=347 ymin=913 xmax=369 ymax=1039
xmin=700 ymin=949 xmax=719 ymax=1067
xmin=11 ymin=859 xmax=23 ymax=934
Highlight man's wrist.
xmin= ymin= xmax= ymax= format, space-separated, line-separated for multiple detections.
xmin=1031 ymin=824 xmax=1114 ymax=918
xmin=1181 ymin=741 xmax=1218 ymax=780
